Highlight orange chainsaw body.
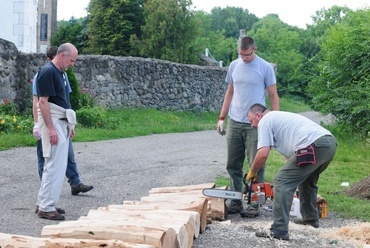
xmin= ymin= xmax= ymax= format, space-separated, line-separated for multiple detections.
xmin=251 ymin=182 xmax=273 ymax=199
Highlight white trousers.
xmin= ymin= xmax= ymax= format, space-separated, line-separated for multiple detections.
xmin=37 ymin=120 xmax=69 ymax=212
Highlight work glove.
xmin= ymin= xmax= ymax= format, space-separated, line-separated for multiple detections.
xmin=216 ymin=120 xmax=226 ymax=135
xmin=33 ymin=123 xmax=41 ymax=140
xmin=245 ymin=170 xmax=257 ymax=182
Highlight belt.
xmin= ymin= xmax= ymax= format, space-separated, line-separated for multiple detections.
xmin=59 ymin=118 xmax=67 ymax=121
xmin=230 ymin=119 xmax=251 ymax=126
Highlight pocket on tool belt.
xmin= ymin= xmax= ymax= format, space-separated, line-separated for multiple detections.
xmin=296 ymin=145 xmax=316 ymax=166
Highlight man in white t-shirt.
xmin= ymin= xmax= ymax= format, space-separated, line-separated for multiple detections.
xmin=246 ymin=103 xmax=337 ymax=240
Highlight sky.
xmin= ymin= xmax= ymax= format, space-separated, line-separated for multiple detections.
xmin=57 ymin=0 xmax=369 ymax=29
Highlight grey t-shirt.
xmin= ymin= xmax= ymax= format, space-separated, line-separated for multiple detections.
xmin=225 ymin=55 xmax=276 ymax=123
xmin=257 ymin=111 xmax=332 ymax=158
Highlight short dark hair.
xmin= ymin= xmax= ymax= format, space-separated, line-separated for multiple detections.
xmin=46 ymin=46 xmax=58 ymax=60
xmin=248 ymin=103 xmax=267 ymax=114
xmin=239 ymin=36 xmax=256 ymax=50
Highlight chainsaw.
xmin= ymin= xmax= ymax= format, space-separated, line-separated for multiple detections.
xmin=202 ymin=179 xmax=274 ymax=205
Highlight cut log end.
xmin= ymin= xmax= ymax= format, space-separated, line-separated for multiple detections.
xmin=161 ymin=228 xmax=180 ymax=248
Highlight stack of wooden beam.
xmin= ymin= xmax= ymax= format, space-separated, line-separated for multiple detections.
xmin=0 ymin=183 xmax=226 ymax=248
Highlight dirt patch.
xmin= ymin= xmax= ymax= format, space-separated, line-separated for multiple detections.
xmin=346 ymin=176 xmax=370 ymax=200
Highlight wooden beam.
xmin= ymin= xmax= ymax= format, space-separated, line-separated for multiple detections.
xmin=41 ymin=221 xmax=179 ymax=248
xmin=0 ymin=233 xmax=155 ymax=248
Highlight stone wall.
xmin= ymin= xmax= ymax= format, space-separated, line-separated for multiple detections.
xmin=0 ymin=38 xmax=227 ymax=113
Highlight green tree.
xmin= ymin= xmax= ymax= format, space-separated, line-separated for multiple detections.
xmin=209 ymin=7 xmax=258 ymax=38
xmin=193 ymin=30 xmax=237 ymax=66
xmin=87 ymin=0 xmax=145 ymax=56
xmin=295 ymin=6 xmax=353 ymax=103
xmin=191 ymin=11 xmax=237 ymax=65
xmin=308 ymin=8 xmax=370 ymax=135
xmin=131 ymin=0 xmax=200 ymax=63
xmin=248 ymin=15 xmax=305 ymax=97
xmin=51 ymin=17 xmax=89 ymax=54
xmin=308 ymin=5 xmax=351 ymax=38
xmin=301 ymin=6 xmax=352 ymax=60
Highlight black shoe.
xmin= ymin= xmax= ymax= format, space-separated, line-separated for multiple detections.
xmin=293 ymin=218 xmax=319 ymax=228
xmin=38 ymin=210 xmax=65 ymax=221
xmin=71 ymin=183 xmax=94 ymax=195
xmin=255 ymin=229 xmax=289 ymax=240
xmin=225 ymin=199 xmax=243 ymax=214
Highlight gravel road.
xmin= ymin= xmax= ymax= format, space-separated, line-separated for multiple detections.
xmin=0 ymin=111 xmax=367 ymax=247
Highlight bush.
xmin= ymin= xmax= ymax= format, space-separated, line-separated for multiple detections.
xmin=0 ymin=98 xmax=18 ymax=116
xmin=76 ymin=107 xmax=120 ymax=130
xmin=308 ymin=9 xmax=370 ymax=136
xmin=0 ymin=114 xmax=33 ymax=134
xmin=80 ymin=87 xmax=97 ymax=109
xmin=66 ymin=67 xmax=82 ymax=110
xmin=66 ymin=68 xmax=96 ymax=110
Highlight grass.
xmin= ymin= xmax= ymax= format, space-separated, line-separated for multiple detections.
xmin=1 ymin=98 xmax=369 ymax=221
xmin=0 ymin=108 xmax=218 ymax=149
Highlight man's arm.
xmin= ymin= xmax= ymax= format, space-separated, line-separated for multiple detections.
xmin=38 ymin=96 xmax=59 ymax=144
xmin=267 ymin=84 xmax=279 ymax=111
xmin=250 ymin=146 xmax=271 ymax=173
xmin=32 ymin=95 xmax=42 ymax=140
xmin=216 ymin=84 xmax=233 ymax=135
xmin=32 ymin=74 xmax=39 ymax=123
xmin=31 ymin=74 xmax=42 ymax=140
xmin=219 ymin=84 xmax=234 ymax=118
xmin=32 ymin=96 xmax=38 ymax=123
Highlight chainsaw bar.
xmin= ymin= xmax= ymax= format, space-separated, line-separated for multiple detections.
xmin=202 ymin=188 xmax=243 ymax=200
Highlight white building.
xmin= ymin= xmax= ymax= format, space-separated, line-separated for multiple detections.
xmin=0 ymin=0 xmax=38 ymax=53
xmin=0 ymin=0 xmax=57 ymax=53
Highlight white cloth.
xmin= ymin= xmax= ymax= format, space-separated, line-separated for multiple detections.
xmin=37 ymin=102 xmax=76 ymax=157
xmin=37 ymin=120 xmax=69 ymax=212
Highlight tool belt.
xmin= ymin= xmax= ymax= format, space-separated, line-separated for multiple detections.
xmin=296 ymin=144 xmax=316 ymax=166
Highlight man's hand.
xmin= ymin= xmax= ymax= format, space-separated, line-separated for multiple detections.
xmin=48 ymin=128 xmax=59 ymax=144
xmin=70 ymin=129 xmax=75 ymax=138
xmin=216 ymin=120 xmax=226 ymax=135
xmin=33 ymin=123 xmax=41 ymax=140
xmin=245 ymin=170 xmax=257 ymax=182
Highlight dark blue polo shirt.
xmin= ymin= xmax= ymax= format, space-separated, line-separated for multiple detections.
xmin=37 ymin=62 xmax=71 ymax=109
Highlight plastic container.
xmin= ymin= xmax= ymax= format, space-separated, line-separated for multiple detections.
xmin=257 ymin=192 xmax=266 ymax=205
xmin=290 ymin=196 xmax=302 ymax=218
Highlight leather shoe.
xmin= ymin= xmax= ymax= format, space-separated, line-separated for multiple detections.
xmin=293 ymin=218 xmax=319 ymax=228
xmin=240 ymin=204 xmax=260 ymax=218
xmin=38 ymin=210 xmax=65 ymax=220
xmin=256 ymin=229 xmax=289 ymax=240
xmin=225 ymin=199 xmax=243 ymax=214
xmin=35 ymin=205 xmax=65 ymax=214
xmin=71 ymin=183 xmax=94 ymax=195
